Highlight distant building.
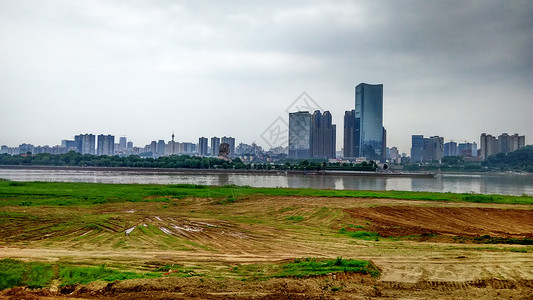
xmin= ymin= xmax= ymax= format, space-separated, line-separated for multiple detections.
xmin=198 ymin=137 xmax=208 ymax=156
xmin=19 ymin=143 xmax=34 ymax=155
xmin=480 ymin=133 xmax=498 ymax=160
xmin=288 ymin=111 xmax=312 ymax=159
xmin=343 ymin=110 xmax=357 ymax=158
xmin=156 ymin=140 xmax=165 ymax=157
xmin=354 ymin=83 xmax=386 ymax=162
xmin=410 ymin=135 xmax=424 ymax=162
xmin=221 ymin=136 xmax=236 ymax=157
xmin=389 ymin=147 xmax=399 ymax=162
xmin=480 ymin=133 xmax=525 ymax=160
xmin=310 ymin=110 xmax=336 ymax=158
xmin=211 ymin=137 xmax=220 ymax=157
xmin=119 ymin=137 xmax=127 ymax=152
xmin=444 ymin=141 xmax=457 ymax=157
xmin=75 ymin=134 xmax=95 ymax=155
xmin=457 ymin=142 xmax=477 ymax=157
xmin=61 ymin=140 xmax=77 ymax=151
xmin=97 ymin=134 xmax=115 ymax=156
xmin=411 ymin=135 xmax=443 ymax=162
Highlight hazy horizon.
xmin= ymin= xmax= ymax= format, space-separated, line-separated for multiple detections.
xmin=1 ymin=1 xmax=531 ymax=153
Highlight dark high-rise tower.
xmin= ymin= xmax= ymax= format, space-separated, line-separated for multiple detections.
xmin=97 ymin=134 xmax=115 ymax=156
xmin=343 ymin=110 xmax=356 ymax=158
xmin=355 ymin=83 xmax=385 ymax=161
xmin=198 ymin=137 xmax=208 ymax=156
xmin=211 ymin=137 xmax=220 ymax=157
xmin=311 ymin=111 xmax=336 ymax=158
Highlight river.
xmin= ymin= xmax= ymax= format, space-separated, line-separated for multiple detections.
xmin=1 ymin=167 xmax=532 ymax=196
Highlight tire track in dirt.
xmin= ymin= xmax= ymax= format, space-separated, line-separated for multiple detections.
xmin=346 ymin=206 xmax=533 ymax=238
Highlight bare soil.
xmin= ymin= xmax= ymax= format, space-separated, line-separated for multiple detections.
xmin=1 ymin=196 xmax=533 ymax=299
xmin=346 ymin=206 xmax=533 ymax=239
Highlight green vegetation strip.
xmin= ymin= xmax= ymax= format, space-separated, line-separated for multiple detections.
xmin=276 ymin=257 xmax=380 ymax=278
xmin=0 ymin=181 xmax=531 ymax=207
xmin=0 ymin=258 xmax=378 ymax=290
xmin=0 ymin=259 xmax=53 ymax=290
xmin=0 ymin=259 xmax=164 ymax=290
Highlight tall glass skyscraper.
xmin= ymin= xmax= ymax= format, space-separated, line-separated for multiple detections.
xmin=355 ymin=83 xmax=385 ymax=161
xmin=289 ymin=111 xmax=312 ymax=159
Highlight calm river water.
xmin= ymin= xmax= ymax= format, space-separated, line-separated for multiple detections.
xmin=1 ymin=167 xmax=532 ymax=196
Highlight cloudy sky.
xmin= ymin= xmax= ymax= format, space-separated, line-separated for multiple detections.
xmin=1 ymin=0 xmax=531 ymax=153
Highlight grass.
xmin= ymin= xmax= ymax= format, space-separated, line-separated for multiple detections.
xmin=275 ymin=257 xmax=380 ymax=278
xmin=1 ymin=181 xmax=532 ymax=207
xmin=339 ymin=228 xmax=381 ymax=240
xmin=0 ymin=259 xmax=53 ymax=290
xmin=59 ymin=265 xmax=161 ymax=285
xmin=285 ymin=215 xmax=304 ymax=222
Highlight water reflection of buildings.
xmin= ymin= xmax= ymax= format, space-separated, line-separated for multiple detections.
xmin=341 ymin=176 xmax=386 ymax=191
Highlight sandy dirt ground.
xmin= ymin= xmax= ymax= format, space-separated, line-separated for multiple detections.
xmin=1 ymin=196 xmax=532 ymax=299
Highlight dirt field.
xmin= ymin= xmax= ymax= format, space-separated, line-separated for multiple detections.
xmin=1 ymin=195 xmax=532 ymax=299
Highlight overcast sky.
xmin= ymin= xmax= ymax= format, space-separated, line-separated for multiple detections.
xmin=1 ymin=0 xmax=531 ymax=153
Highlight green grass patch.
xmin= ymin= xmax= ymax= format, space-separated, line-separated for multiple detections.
xmin=0 ymin=181 xmax=531 ymax=208
xmin=0 ymin=259 xmax=53 ymax=290
xmin=339 ymin=228 xmax=380 ymax=240
xmin=59 ymin=264 xmax=161 ymax=285
xmin=285 ymin=215 xmax=304 ymax=222
xmin=275 ymin=257 xmax=380 ymax=278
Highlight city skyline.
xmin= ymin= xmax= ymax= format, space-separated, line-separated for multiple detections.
xmin=0 ymin=1 xmax=531 ymax=152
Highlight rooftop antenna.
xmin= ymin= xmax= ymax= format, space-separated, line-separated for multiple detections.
xmin=172 ymin=131 xmax=175 ymax=142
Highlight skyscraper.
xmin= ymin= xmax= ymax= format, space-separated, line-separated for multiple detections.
xmin=288 ymin=111 xmax=311 ymax=159
xmin=311 ymin=111 xmax=336 ymax=158
xmin=411 ymin=135 xmax=444 ymax=162
xmin=119 ymin=137 xmax=127 ymax=151
xmin=343 ymin=110 xmax=356 ymax=158
xmin=75 ymin=134 xmax=95 ymax=155
xmin=211 ymin=137 xmax=220 ymax=157
xmin=444 ymin=141 xmax=457 ymax=157
xmin=156 ymin=140 xmax=165 ymax=157
xmin=198 ymin=137 xmax=208 ymax=156
xmin=411 ymin=135 xmax=424 ymax=162
xmin=355 ymin=83 xmax=385 ymax=161
xmin=221 ymin=136 xmax=236 ymax=157
xmin=480 ymin=132 xmax=525 ymax=160
xmin=97 ymin=134 xmax=115 ymax=156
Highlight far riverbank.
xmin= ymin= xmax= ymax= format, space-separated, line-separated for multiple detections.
xmin=0 ymin=165 xmax=436 ymax=178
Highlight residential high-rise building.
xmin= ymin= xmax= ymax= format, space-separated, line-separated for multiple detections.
xmin=156 ymin=140 xmax=165 ymax=157
xmin=458 ymin=142 xmax=477 ymax=157
xmin=19 ymin=143 xmax=34 ymax=155
xmin=75 ymin=134 xmax=95 ymax=155
xmin=509 ymin=134 xmax=526 ymax=152
xmin=355 ymin=83 xmax=385 ymax=162
xmin=480 ymin=133 xmax=498 ymax=160
xmin=411 ymin=135 xmax=443 ymax=162
xmin=198 ymin=137 xmax=208 ymax=156
xmin=343 ymin=110 xmax=356 ymax=158
xmin=97 ymin=134 xmax=115 ymax=156
xmin=211 ymin=137 xmax=220 ymax=157
xmin=444 ymin=141 xmax=458 ymax=157
xmin=288 ymin=111 xmax=312 ymax=159
xmin=424 ymin=136 xmax=444 ymax=162
xmin=311 ymin=110 xmax=336 ymax=158
xmin=480 ymin=133 xmax=525 ymax=160
xmin=61 ymin=140 xmax=77 ymax=150
xmin=119 ymin=137 xmax=127 ymax=151
xmin=221 ymin=136 xmax=236 ymax=157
